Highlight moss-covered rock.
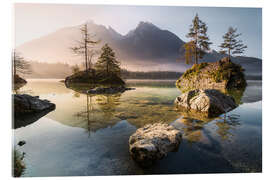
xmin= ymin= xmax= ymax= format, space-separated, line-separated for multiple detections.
xmin=176 ymin=57 xmax=247 ymax=92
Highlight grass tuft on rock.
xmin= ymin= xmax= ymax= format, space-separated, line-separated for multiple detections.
xmin=182 ymin=62 xmax=208 ymax=78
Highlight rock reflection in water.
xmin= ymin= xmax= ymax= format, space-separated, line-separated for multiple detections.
xmin=174 ymin=112 xmax=241 ymax=144
xmin=174 ymin=87 xmax=244 ymax=144
xmin=215 ymin=114 xmax=241 ymax=141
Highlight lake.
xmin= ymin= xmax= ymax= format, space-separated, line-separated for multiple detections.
xmin=13 ymin=79 xmax=262 ymax=176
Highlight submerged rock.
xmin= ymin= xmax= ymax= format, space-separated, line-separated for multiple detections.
xmin=175 ymin=89 xmax=237 ymax=118
xmin=176 ymin=57 xmax=247 ymax=92
xmin=13 ymin=94 xmax=55 ymax=115
xmin=87 ymin=87 xmax=135 ymax=94
xmin=17 ymin=140 xmax=26 ymax=146
xmin=129 ymin=123 xmax=182 ymax=166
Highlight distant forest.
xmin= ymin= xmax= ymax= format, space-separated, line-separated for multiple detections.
xmin=121 ymin=69 xmax=182 ymax=79
xmin=21 ymin=61 xmax=260 ymax=80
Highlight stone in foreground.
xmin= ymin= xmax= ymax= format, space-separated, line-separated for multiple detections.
xmin=13 ymin=94 xmax=56 ymax=115
xmin=129 ymin=123 xmax=182 ymax=166
xmin=175 ymin=89 xmax=237 ymax=118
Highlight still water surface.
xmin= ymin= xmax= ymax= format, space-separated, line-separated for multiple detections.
xmin=13 ymin=79 xmax=262 ymax=176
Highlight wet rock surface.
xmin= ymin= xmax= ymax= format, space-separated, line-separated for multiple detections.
xmin=13 ymin=94 xmax=55 ymax=115
xmin=175 ymin=89 xmax=237 ymax=117
xmin=129 ymin=123 xmax=182 ymax=166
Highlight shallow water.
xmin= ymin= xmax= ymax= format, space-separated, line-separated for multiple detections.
xmin=13 ymin=79 xmax=262 ymax=176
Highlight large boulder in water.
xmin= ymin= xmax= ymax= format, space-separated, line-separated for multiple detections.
xmin=176 ymin=57 xmax=247 ymax=92
xmin=13 ymin=94 xmax=55 ymax=115
xmin=175 ymin=89 xmax=237 ymax=118
xmin=129 ymin=123 xmax=182 ymax=166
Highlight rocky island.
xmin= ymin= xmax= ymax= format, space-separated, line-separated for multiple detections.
xmin=65 ymin=70 xmax=125 ymax=87
xmin=174 ymin=57 xmax=247 ymax=118
xmin=176 ymin=57 xmax=247 ymax=92
xmin=65 ymin=43 xmax=130 ymax=94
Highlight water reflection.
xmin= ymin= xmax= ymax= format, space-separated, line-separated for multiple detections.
xmin=13 ymin=79 xmax=262 ymax=175
xmin=215 ymin=114 xmax=241 ymax=141
xmin=73 ymin=93 xmax=123 ymax=133
xmin=13 ymin=109 xmax=55 ymax=129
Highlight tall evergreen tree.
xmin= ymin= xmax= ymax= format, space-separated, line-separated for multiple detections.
xmin=71 ymin=23 xmax=99 ymax=72
xmin=95 ymin=44 xmax=121 ymax=77
xmin=185 ymin=14 xmax=212 ymax=64
xmin=219 ymin=27 xmax=247 ymax=59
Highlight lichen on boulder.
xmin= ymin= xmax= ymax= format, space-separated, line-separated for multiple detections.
xmin=176 ymin=57 xmax=247 ymax=92
xmin=175 ymin=89 xmax=237 ymax=118
xmin=129 ymin=123 xmax=182 ymax=166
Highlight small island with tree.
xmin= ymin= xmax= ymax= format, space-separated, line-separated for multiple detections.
xmin=176 ymin=14 xmax=247 ymax=93
xmin=12 ymin=50 xmax=31 ymax=89
xmin=174 ymin=14 xmax=248 ymax=119
xmin=65 ymin=24 xmax=129 ymax=94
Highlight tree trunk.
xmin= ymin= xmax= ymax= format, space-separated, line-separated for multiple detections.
xmin=84 ymin=24 xmax=88 ymax=72
xmin=106 ymin=60 xmax=109 ymax=77
xmin=195 ymin=31 xmax=198 ymax=64
xmin=195 ymin=41 xmax=198 ymax=64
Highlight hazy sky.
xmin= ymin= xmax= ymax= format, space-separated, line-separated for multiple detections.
xmin=14 ymin=3 xmax=262 ymax=58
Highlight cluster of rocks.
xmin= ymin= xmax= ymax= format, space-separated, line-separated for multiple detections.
xmin=174 ymin=89 xmax=237 ymax=117
xmin=127 ymin=58 xmax=245 ymax=166
xmin=129 ymin=123 xmax=182 ymax=166
xmin=87 ymin=87 xmax=135 ymax=94
xmin=13 ymin=94 xmax=55 ymax=115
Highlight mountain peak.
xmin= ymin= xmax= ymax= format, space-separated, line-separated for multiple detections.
xmin=136 ymin=21 xmax=159 ymax=30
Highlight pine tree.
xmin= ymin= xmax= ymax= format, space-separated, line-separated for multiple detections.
xmin=183 ymin=41 xmax=196 ymax=64
xmin=95 ymin=44 xmax=121 ymax=77
xmin=219 ymin=27 xmax=247 ymax=59
xmin=185 ymin=14 xmax=212 ymax=64
xmin=70 ymin=23 xmax=99 ymax=72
